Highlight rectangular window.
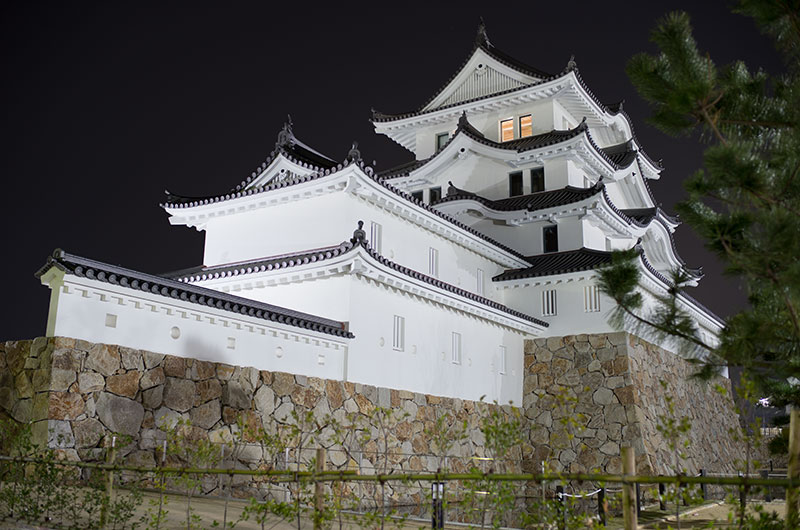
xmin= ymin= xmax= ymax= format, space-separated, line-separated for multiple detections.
xmin=429 ymin=186 xmax=442 ymax=203
xmin=584 ymin=285 xmax=601 ymax=313
xmin=436 ymin=132 xmax=449 ymax=151
xmin=451 ymin=332 xmax=462 ymax=364
xmin=369 ymin=222 xmax=382 ymax=253
xmin=411 ymin=190 xmax=423 ymax=202
xmin=499 ymin=345 xmax=507 ymax=374
xmin=542 ymin=289 xmax=557 ymax=316
xmin=519 ymin=115 xmax=533 ymax=138
xmin=476 ymin=268 xmax=485 ymax=296
xmin=428 ymin=247 xmax=439 ymax=278
xmin=509 ymin=171 xmax=523 ymax=196
xmin=543 ymin=225 xmax=558 ymax=253
xmin=500 ymin=118 xmax=514 ymax=142
xmin=530 ymin=167 xmax=545 ymax=193
xmin=392 ymin=315 xmax=405 ymax=351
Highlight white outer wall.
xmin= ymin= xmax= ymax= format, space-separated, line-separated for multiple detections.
xmin=45 ymin=275 xmax=349 ymax=380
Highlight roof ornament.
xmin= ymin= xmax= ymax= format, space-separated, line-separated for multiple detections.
xmin=457 ymin=111 xmax=470 ymax=129
xmin=347 ymin=141 xmax=361 ymax=162
xmin=476 ymin=17 xmax=491 ymax=47
xmin=447 ymin=181 xmax=458 ymax=197
xmin=566 ymin=54 xmax=577 ymax=71
xmin=276 ymin=114 xmax=295 ymax=148
xmin=350 ymin=220 xmax=367 ymax=245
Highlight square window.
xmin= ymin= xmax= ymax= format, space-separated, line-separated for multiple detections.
xmin=451 ymin=332 xmax=462 ymax=364
xmin=436 ymin=132 xmax=449 ymax=151
xmin=370 ymin=222 xmax=382 ymax=253
xmin=509 ymin=171 xmax=523 ymax=196
xmin=429 ymin=247 xmax=439 ymax=278
xmin=429 ymin=186 xmax=442 ymax=203
xmin=530 ymin=167 xmax=545 ymax=193
xmin=543 ymin=225 xmax=558 ymax=253
xmin=500 ymin=118 xmax=514 ymax=142
xmin=542 ymin=289 xmax=557 ymax=316
xmin=519 ymin=115 xmax=533 ymax=138
xmin=393 ymin=315 xmax=405 ymax=351
xmin=104 ymin=313 xmax=117 ymax=328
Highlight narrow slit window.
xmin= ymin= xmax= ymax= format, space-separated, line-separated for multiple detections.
xmin=584 ymin=285 xmax=601 ymax=313
xmin=436 ymin=132 xmax=449 ymax=151
xmin=451 ymin=332 xmax=462 ymax=364
xmin=509 ymin=171 xmax=523 ymax=197
xmin=542 ymin=289 xmax=557 ymax=316
xmin=499 ymin=345 xmax=507 ymax=374
xmin=530 ymin=167 xmax=545 ymax=193
xmin=429 ymin=186 xmax=442 ymax=203
xmin=519 ymin=115 xmax=533 ymax=138
xmin=477 ymin=268 xmax=485 ymax=296
xmin=369 ymin=221 xmax=382 ymax=253
xmin=500 ymin=118 xmax=514 ymax=142
xmin=429 ymin=247 xmax=439 ymax=278
xmin=543 ymin=225 xmax=558 ymax=253
xmin=392 ymin=315 xmax=405 ymax=351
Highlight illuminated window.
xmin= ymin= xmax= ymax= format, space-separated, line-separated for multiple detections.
xmin=509 ymin=171 xmax=523 ymax=196
xmin=436 ymin=132 xmax=449 ymax=151
xmin=500 ymin=118 xmax=514 ymax=142
xmin=530 ymin=168 xmax=545 ymax=192
xmin=519 ymin=115 xmax=533 ymax=137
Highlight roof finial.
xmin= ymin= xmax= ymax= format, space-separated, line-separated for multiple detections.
xmin=458 ymin=111 xmax=470 ymax=128
xmin=476 ymin=17 xmax=491 ymax=47
xmin=350 ymin=220 xmax=366 ymax=245
xmin=347 ymin=141 xmax=361 ymax=162
xmin=567 ymin=54 xmax=576 ymax=70
xmin=276 ymin=115 xmax=295 ymax=148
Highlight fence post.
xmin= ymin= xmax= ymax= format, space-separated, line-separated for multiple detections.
xmin=700 ymin=469 xmax=707 ymax=501
xmin=597 ymin=487 xmax=606 ymax=527
xmin=100 ymin=434 xmax=117 ymax=527
xmin=635 ymin=483 xmax=641 ymax=517
xmin=659 ymin=482 xmax=666 ymax=511
xmin=621 ymin=446 xmax=637 ymax=530
xmin=431 ymin=481 xmax=444 ymax=529
xmin=762 ymin=470 xmax=771 ymax=502
xmin=556 ymin=485 xmax=565 ymax=530
xmin=788 ymin=408 xmax=800 ymax=527
xmin=314 ymin=447 xmax=326 ymax=530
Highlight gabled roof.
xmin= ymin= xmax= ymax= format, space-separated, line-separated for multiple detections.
xmin=493 ymin=248 xmax=614 ymax=282
xmin=436 ymin=181 xmax=604 ymax=212
xmin=169 ymin=227 xmax=548 ymax=329
xmin=36 ymin=250 xmax=353 ymax=338
xmin=417 ymin=22 xmax=551 ymax=112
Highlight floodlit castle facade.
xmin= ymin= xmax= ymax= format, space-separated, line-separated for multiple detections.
xmin=35 ymin=27 xmax=723 ymax=408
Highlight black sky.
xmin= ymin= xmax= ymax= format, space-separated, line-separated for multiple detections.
xmin=0 ymin=1 xmax=784 ymax=340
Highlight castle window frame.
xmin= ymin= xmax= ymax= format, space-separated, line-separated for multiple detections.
xmin=429 ymin=186 xmax=442 ymax=203
xmin=499 ymin=345 xmax=507 ymax=374
xmin=451 ymin=332 xmax=462 ymax=364
xmin=369 ymin=221 xmax=382 ymax=254
xmin=542 ymin=289 xmax=557 ymax=316
xmin=436 ymin=132 xmax=449 ymax=151
xmin=477 ymin=268 xmax=485 ymax=296
xmin=519 ymin=115 xmax=533 ymax=138
xmin=530 ymin=167 xmax=545 ymax=193
xmin=584 ymin=285 xmax=601 ymax=313
xmin=429 ymin=247 xmax=439 ymax=278
xmin=392 ymin=315 xmax=405 ymax=351
xmin=543 ymin=225 xmax=558 ymax=253
xmin=500 ymin=118 xmax=514 ymax=142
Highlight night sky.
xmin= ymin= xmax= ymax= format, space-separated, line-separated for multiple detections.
xmin=0 ymin=2 xmax=784 ymax=341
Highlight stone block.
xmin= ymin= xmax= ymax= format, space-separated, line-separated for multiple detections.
xmin=142 ymin=385 xmax=163 ymax=409
xmin=86 ymin=344 xmax=120 ymax=376
xmin=162 ymin=356 xmax=186 ymax=378
xmin=222 ymin=380 xmax=251 ymax=410
xmin=96 ymin=392 xmax=144 ymax=436
xmin=197 ymin=378 xmax=222 ymax=403
xmin=209 ymin=426 xmax=233 ymax=445
xmin=15 ymin=371 xmax=33 ymax=398
xmin=190 ymin=399 xmax=221 ymax=430
xmin=254 ymin=385 xmax=275 ymax=416
xmin=0 ymin=387 xmax=14 ymax=412
xmin=163 ymin=377 xmax=196 ymax=412
xmin=272 ymin=372 xmax=294 ymax=396
xmin=73 ymin=417 xmax=105 ymax=448
xmin=78 ymin=372 xmax=105 ymax=393
xmin=614 ymin=385 xmax=637 ymax=405
xmin=592 ymin=388 xmax=615 ymax=406
xmin=107 ymin=371 xmax=140 ymax=398
xmin=143 ymin=351 xmax=165 ymax=369
xmin=48 ymin=420 xmax=74 ymax=448
xmin=326 ymin=380 xmax=344 ymax=410
xmin=120 ymin=347 xmax=144 ymax=371
xmin=49 ymin=392 xmax=85 ymax=420
xmin=140 ymin=367 xmax=165 ymax=390
xmin=216 ymin=363 xmax=235 ymax=381
xmin=192 ymin=360 xmax=216 ymax=381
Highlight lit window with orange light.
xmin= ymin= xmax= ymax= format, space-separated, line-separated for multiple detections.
xmin=500 ymin=119 xmax=514 ymax=142
xmin=519 ymin=115 xmax=532 ymax=137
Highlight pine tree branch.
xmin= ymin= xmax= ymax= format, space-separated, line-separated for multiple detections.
xmin=766 ymin=265 xmax=800 ymax=336
xmin=717 ymin=118 xmax=794 ymax=129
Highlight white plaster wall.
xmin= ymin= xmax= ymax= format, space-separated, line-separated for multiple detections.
xmin=47 ymin=276 xmax=348 ymax=380
xmin=346 ymin=275 xmax=524 ymax=404
xmin=582 ymin=220 xmax=607 ymax=250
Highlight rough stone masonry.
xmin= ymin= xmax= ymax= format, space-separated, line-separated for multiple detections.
xmin=0 ymin=331 xmax=744 ymax=484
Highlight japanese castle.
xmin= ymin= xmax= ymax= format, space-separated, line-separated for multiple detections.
xmin=36 ymin=25 xmax=723 ymax=405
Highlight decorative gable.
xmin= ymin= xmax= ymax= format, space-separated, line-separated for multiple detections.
xmin=437 ymin=62 xmax=528 ymax=109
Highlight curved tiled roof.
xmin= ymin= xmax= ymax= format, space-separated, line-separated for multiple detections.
xmin=166 ymin=232 xmax=548 ymax=329
xmin=493 ymin=248 xmax=614 ymax=282
xmin=600 ymin=140 xmax=638 ymax=168
xmin=35 ymin=250 xmax=354 ymax=338
xmin=436 ymin=181 xmax=603 ymax=212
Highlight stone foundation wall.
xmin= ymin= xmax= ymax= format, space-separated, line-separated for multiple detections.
xmin=1 ymin=332 xmax=745 ymax=482
xmin=523 ymin=332 xmax=744 ymax=475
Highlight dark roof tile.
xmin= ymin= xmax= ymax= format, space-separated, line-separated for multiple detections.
xmin=493 ymin=248 xmax=613 ymax=282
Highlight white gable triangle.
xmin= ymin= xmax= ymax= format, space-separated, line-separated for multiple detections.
xmin=423 ymin=47 xmax=541 ymax=111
